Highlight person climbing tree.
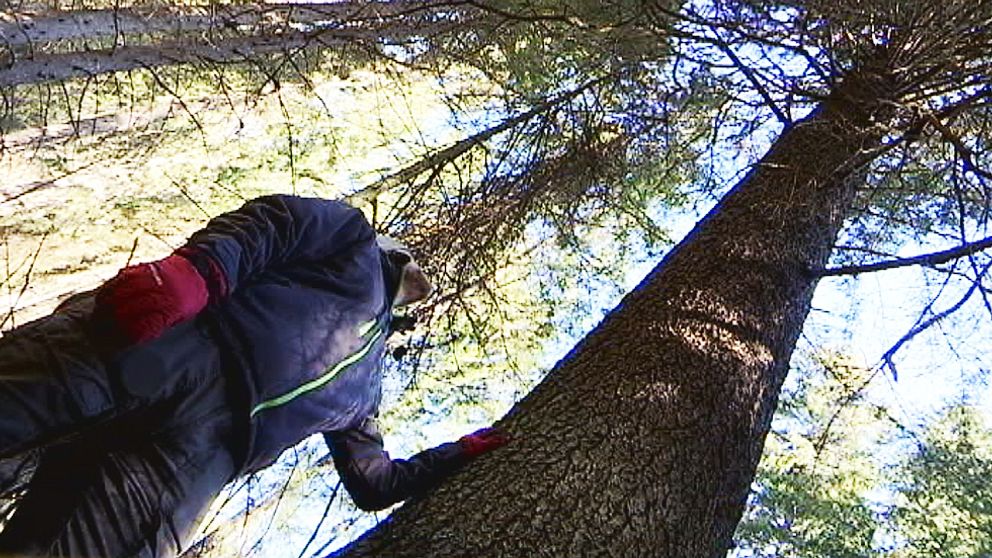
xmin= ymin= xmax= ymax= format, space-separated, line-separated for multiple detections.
xmin=0 ymin=194 xmax=509 ymax=558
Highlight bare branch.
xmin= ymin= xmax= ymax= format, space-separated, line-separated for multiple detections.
xmin=0 ymin=230 xmax=49 ymax=331
xmin=820 ymin=235 xmax=992 ymax=277
xmin=926 ymin=111 xmax=992 ymax=182
xmin=710 ymin=34 xmax=791 ymax=125
xmin=881 ymin=259 xmax=992 ymax=378
xmin=347 ymin=76 xmax=609 ymax=204
xmin=296 ymin=481 xmax=342 ymax=558
xmin=142 ymin=65 xmax=207 ymax=144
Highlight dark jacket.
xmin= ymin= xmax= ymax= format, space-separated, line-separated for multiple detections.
xmin=185 ymin=195 xmax=388 ymax=471
xmin=0 ymin=195 xmax=467 ymax=523
xmin=184 ymin=195 xmax=466 ymax=505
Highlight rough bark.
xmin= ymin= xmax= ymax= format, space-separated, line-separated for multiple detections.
xmin=331 ymin=74 xmax=893 ymax=557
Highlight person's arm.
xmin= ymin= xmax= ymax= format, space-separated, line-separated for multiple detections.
xmin=95 ymin=195 xmax=372 ymax=344
xmin=324 ymin=419 xmax=508 ymax=512
xmin=181 ymin=195 xmax=374 ymax=295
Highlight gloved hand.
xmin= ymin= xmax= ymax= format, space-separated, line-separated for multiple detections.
xmin=95 ymin=252 xmax=209 ymax=344
xmin=458 ymin=427 xmax=510 ymax=458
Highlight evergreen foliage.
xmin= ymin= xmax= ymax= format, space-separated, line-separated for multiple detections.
xmin=0 ymin=0 xmax=990 ymax=556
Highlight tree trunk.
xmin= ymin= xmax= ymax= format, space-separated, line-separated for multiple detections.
xmin=0 ymin=1 xmax=441 ymax=47
xmin=0 ymin=1 xmax=475 ymax=87
xmin=332 ymin=74 xmax=893 ymax=557
xmin=0 ymin=30 xmax=357 ymax=87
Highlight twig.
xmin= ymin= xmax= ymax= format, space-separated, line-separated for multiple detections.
xmin=246 ymin=458 xmax=300 ymax=556
xmin=166 ymin=173 xmax=212 ymax=218
xmin=0 ymin=230 xmax=49 ymax=331
xmin=143 ymin=65 xmax=208 ymax=148
xmin=2 ymin=161 xmax=100 ymax=204
xmin=296 ymin=481 xmax=342 ymax=558
xmin=881 ymin=259 xmax=992 ymax=378
xmin=927 ymin=112 xmax=992 ymax=182
xmin=124 ymin=237 xmax=140 ymax=268
xmin=276 ymin=86 xmax=297 ymax=195
xmin=710 ymin=34 xmax=791 ymax=126
xmin=811 ymin=366 xmax=882 ymax=465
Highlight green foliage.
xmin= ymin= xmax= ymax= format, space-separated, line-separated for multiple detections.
xmin=0 ymin=63 xmax=467 ymax=323
xmin=891 ymin=406 xmax=992 ymax=558
xmin=419 ymin=0 xmax=666 ymax=99
xmin=741 ymin=467 xmax=880 ymax=558
xmin=736 ymin=352 xmax=890 ymax=558
xmin=737 ymin=352 xmax=992 ymax=558
xmin=1 ymin=35 xmax=692 ymax=550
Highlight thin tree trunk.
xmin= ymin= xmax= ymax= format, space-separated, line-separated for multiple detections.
xmin=0 ymin=1 xmax=442 ymax=48
xmin=1 ymin=97 xmax=215 ymax=150
xmin=332 ymin=73 xmax=893 ymax=557
xmin=0 ymin=2 xmax=470 ymax=87
xmin=0 ymin=30 xmax=351 ymax=87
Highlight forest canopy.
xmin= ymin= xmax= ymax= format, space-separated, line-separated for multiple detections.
xmin=1 ymin=0 xmax=990 ymax=556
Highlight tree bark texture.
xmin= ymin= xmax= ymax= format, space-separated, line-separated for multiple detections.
xmin=332 ymin=76 xmax=891 ymax=557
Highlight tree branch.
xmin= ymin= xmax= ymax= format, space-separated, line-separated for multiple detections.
xmin=0 ymin=231 xmax=49 ymax=331
xmin=710 ymin=35 xmax=790 ymax=125
xmin=880 ymin=259 xmax=992 ymax=379
xmin=346 ymin=76 xmax=609 ymax=203
xmin=926 ymin=111 xmax=992 ymax=182
xmin=819 ymin=235 xmax=992 ymax=277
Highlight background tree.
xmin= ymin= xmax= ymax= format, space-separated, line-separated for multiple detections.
xmin=738 ymin=381 xmax=992 ymax=558
xmin=891 ymin=405 xmax=992 ymax=557
xmin=736 ymin=352 xmax=892 ymax=558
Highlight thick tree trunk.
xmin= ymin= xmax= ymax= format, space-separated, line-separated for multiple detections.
xmin=332 ymin=75 xmax=892 ymax=557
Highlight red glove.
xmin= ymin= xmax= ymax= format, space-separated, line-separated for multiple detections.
xmin=96 ymin=253 xmax=209 ymax=344
xmin=458 ymin=427 xmax=510 ymax=458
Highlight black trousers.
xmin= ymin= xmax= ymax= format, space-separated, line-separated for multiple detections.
xmin=0 ymin=298 xmax=238 ymax=558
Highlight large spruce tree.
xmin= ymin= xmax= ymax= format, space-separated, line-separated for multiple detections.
xmin=329 ymin=1 xmax=992 ymax=556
